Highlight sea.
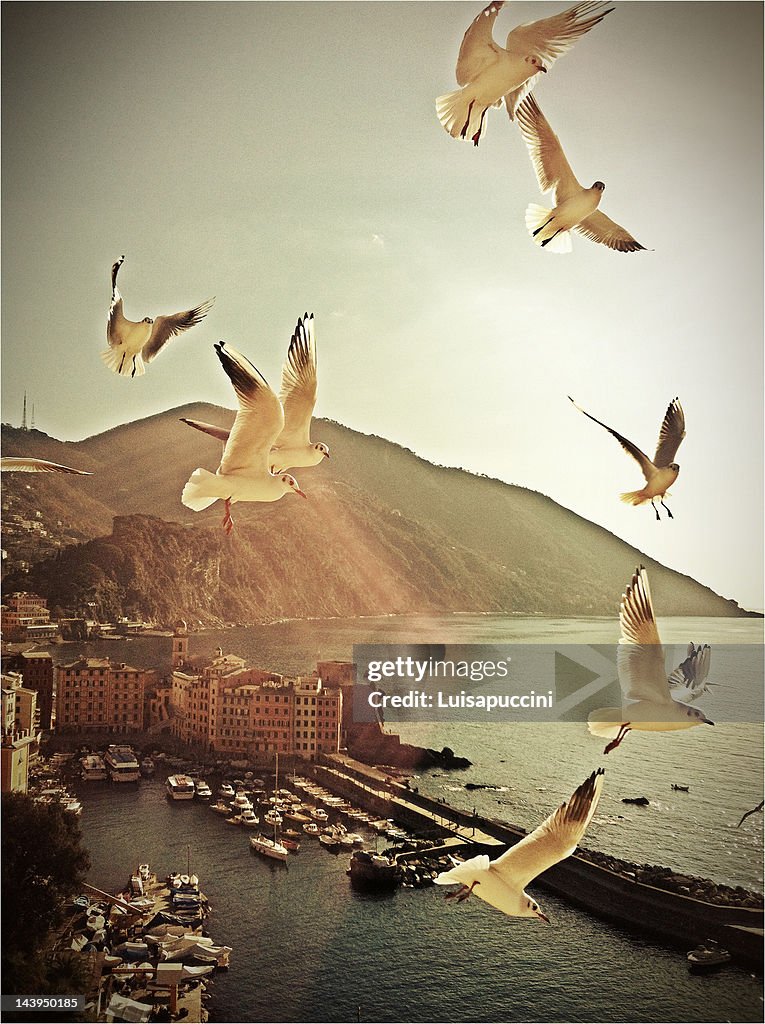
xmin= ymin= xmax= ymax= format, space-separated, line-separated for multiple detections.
xmin=41 ymin=615 xmax=764 ymax=1023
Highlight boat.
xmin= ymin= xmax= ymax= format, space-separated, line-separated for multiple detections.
xmin=250 ymin=832 xmax=289 ymax=862
xmin=240 ymin=808 xmax=260 ymax=827
xmin=219 ymin=782 xmax=235 ymax=798
xmin=226 ymin=814 xmax=243 ymax=826
xmin=311 ymin=808 xmax=329 ymax=822
xmin=195 ymin=779 xmax=212 ymax=800
xmin=284 ymin=808 xmax=311 ymax=825
xmin=230 ymin=791 xmax=253 ymax=813
xmin=348 ymin=850 xmax=402 ymax=890
xmin=140 ymin=757 xmax=156 ymax=776
xmin=210 ymin=800 xmax=231 ymax=814
xmin=282 ymin=836 xmax=301 ymax=852
xmin=687 ymin=941 xmax=732 ymax=972
xmin=264 ymin=809 xmax=283 ymax=827
xmin=81 ymin=754 xmax=108 ymax=781
xmin=104 ymin=745 xmax=141 ymax=783
xmin=166 ymin=775 xmax=196 ymax=800
xmin=282 ymin=828 xmax=301 ymax=840
xmin=303 ymin=822 xmax=320 ymax=837
xmin=319 ymin=831 xmax=341 ymax=852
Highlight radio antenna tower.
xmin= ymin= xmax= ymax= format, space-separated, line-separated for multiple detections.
xmin=21 ymin=391 xmax=28 ymax=431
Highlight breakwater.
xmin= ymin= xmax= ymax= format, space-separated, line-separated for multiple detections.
xmin=315 ymin=754 xmax=764 ymax=967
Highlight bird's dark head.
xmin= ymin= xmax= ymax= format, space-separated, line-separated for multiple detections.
xmin=525 ymin=897 xmax=550 ymax=923
xmin=593 ymin=181 xmax=606 ymax=192
xmin=315 ymin=442 xmax=330 ymax=460
xmin=669 ymin=462 xmax=680 ymax=472
xmin=143 ymin=317 xmax=154 ymax=324
xmin=686 ymin=706 xmax=714 ymax=726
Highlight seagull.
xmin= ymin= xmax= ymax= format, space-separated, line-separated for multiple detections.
xmin=436 ymin=1 xmax=613 ymax=146
xmin=737 ymin=801 xmax=764 ymax=829
xmin=180 ymin=313 xmax=330 ymax=473
xmin=516 ymin=94 xmax=647 ymax=253
xmin=667 ymin=643 xmax=714 ymax=704
xmin=102 ymin=256 xmax=214 ymax=378
xmin=181 ymin=341 xmax=306 ymax=534
xmin=434 ymin=769 xmax=604 ymax=920
xmin=588 ymin=567 xmax=715 ymax=754
xmin=0 ymin=457 xmax=92 ymax=475
xmin=569 ymin=396 xmax=685 ymax=519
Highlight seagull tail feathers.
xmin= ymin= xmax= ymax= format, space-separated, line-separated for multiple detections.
xmin=181 ymin=468 xmax=227 ymax=512
xmin=435 ymin=87 xmax=483 ymax=142
xmin=525 ymin=205 xmax=573 ymax=253
xmin=587 ymin=709 xmax=624 ymax=740
xmin=620 ymin=489 xmax=649 ymax=506
xmin=100 ymin=347 xmax=145 ymax=378
xmin=434 ymin=853 xmax=491 ymax=886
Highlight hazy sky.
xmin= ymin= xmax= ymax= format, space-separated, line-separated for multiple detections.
xmin=2 ymin=2 xmax=763 ymax=609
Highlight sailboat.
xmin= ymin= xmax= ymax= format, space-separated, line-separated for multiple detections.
xmin=250 ymin=751 xmax=289 ymax=862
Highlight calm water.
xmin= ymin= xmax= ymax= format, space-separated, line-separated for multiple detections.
xmin=60 ymin=615 xmax=764 ymax=1023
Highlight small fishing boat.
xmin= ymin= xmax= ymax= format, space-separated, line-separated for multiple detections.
xmin=195 ymin=779 xmax=212 ymax=800
xmin=687 ymin=941 xmax=731 ymax=972
xmin=282 ymin=836 xmax=301 ymax=852
xmin=240 ymin=808 xmax=260 ymax=827
xmin=303 ymin=822 xmax=320 ymax=837
xmin=210 ymin=800 xmax=231 ymax=815
xmin=219 ymin=782 xmax=235 ymax=798
xmin=264 ymin=809 xmax=283 ymax=827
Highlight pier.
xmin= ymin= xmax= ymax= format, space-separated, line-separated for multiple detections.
xmin=315 ymin=754 xmax=764 ymax=967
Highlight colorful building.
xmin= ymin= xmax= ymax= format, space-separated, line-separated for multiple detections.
xmin=1 ymin=672 xmax=40 ymax=793
xmin=55 ymin=658 xmax=158 ymax=734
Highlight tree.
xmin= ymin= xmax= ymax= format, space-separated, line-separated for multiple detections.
xmin=2 ymin=794 xmax=90 ymax=995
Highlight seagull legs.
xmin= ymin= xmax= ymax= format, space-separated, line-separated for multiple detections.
xmin=604 ymin=724 xmax=630 ymax=755
xmin=472 ymin=108 xmax=488 ymax=146
xmin=660 ymin=499 xmax=673 ymax=519
xmin=532 ymin=217 xmax=554 ymax=237
xmin=651 ymin=499 xmax=661 ymax=521
xmin=222 ymin=498 xmax=234 ymax=535
xmin=131 ymin=356 xmax=138 ymax=379
xmin=460 ymin=100 xmax=475 ymax=141
xmin=445 ymin=881 xmax=480 ymax=903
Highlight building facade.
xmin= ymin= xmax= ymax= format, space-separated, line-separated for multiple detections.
xmin=2 ymin=591 xmax=53 ymax=641
xmin=55 ymin=658 xmax=158 ymax=734
xmin=1 ymin=672 xmax=40 ymax=793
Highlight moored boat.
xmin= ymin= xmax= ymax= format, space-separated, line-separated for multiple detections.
xmin=348 ymin=850 xmax=402 ymax=890
xmin=687 ymin=941 xmax=732 ymax=972
xmin=250 ymin=833 xmax=289 ymax=862
xmin=166 ymin=775 xmax=196 ymax=800
xmin=195 ymin=779 xmax=212 ymax=800
xmin=81 ymin=754 xmax=108 ymax=781
xmin=104 ymin=745 xmax=141 ymax=783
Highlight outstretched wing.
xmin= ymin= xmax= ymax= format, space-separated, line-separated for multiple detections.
xmin=516 ymin=94 xmax=582 ymax=203
xmin=214 ymin=342 xmax=284 ymax=476
xmin=652 ymin=398 xmax=685 ymax=467
xmin=668 ymin=643 xmax=712 ymax=702
xmin=492 ymin=769 xmax=604 ymax=890
xmin=617 ymin=566 xmax=672 ymax=705
xmin=180 ymin=418 xmax=232 ymax=444
xmin=106 ymin=256 xmax=127 ymax=347
xmin=575 ymin=210 xmax=647 ymax=252
xmin=142 ymin=298 xmax=215 ymax=363
xmin=505 ymin=1 xmax=613 ymax=67
xmin=275 ymin=313 xmax=318 ymax=450
xmin=569 ymin=397 xmax=655 ymax=481
xmin=456 ymin=1 xmax=505 ymax=85
xmin=0 ymin=457 xmax=92 ymax=475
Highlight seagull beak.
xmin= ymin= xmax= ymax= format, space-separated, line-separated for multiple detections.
xmin=323 ymin=452 xmax=330 ymax=459
xmin=295 ymin=488 xmax=307 ymax=499
xmin=704 ymin=719 xmax=715 ymax=726
xmin=536 ymin=911 xmax=550 ymax=924
xmin=538 ymin=64 xmax=547 ymax=73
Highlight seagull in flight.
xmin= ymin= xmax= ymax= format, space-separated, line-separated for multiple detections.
xmin=435 ymin=769 xmax=604 ymax=920
xmin=516 ymin=94 xmax=647 ymax=253
xmin=436 ymin=1 xmax=612 ymax=146
xmin=102 ymin=256 xmax=214 ymax=378
xmin=181 ymin=314 xmax=330 ymax=473
xmin=1 ymin=457 xmax=92 ymax=475
xmin=569 ymin=396 xmax=685 ymax=520
xmin=181 ymin=341 xmax=306 ymax=534
xmin=588 ymin=567 xmax=715 ymax=754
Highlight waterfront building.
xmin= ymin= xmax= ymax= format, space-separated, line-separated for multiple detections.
xmin=55 ymin=658 xmax=158 ymax=734
xmin=169 ymin=651 xmax=342 ymax=760
xmin=1 ymin=672 xmax=40 ymax=793
xmin=4 ymin=651 xmax=54 ymax=730
xmin=1 ymin=591 xmax=53 ymax=641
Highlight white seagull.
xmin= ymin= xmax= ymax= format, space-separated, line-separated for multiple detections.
xmin=436 ymin=0 xmax=613 ymax=146
xmin=1 ymin=457 xmax=92 ymax=475
xmin=588 ymin=567 xmax=715 ymax=754
xmin=180 ymin=314 xmax=330 ymax=473
xmin=435 ymin=769 xmax=604 ymax=920
xmin=516 ymin=94 xmax=647 ymax=253
xmin=181 ymin=341 xmax=306 ymax=534
xmin=102 ymin=256 xmax=214 ymax=378
xmin=569 ymin=396 xmax=685 ymax=520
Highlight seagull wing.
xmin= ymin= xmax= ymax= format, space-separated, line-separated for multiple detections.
xmin=214 ymin=342 xmax=285 ymax=476
xmin=617 ymin=566 xmax=672 ymax=704
xmin=142 ymin=298 xmax=215 ymax=363
xmin=275 ymin=313 xmax=318 ymax=450
xmin=455 ymin=1 xmax=506 ymax=86
xmin=652 ymin=398 xmax=686 ymax=467
xmin=106 ymin=256 xmax=127 ymax=346
xmin=0 ymin=457 xmax=92 ymax=475
xmin=505 ymin=2 xmax=613 ymax=68
xmin=434 ymin=853 xmax=492 ymax=886
xmin=575 ymin=210 xmax=647 ymax=252
xmin=515 ymin=94 xmax=582 ymax=203
xmin=180 ymin=418 xmax=232 ymax=444
xmin=668 ymin=643 xmax=712 ymax=702
xmin=569 ymin=397 xmax=655 ymax=481
xmin=492 ymin=769 xmax=604 ymax=890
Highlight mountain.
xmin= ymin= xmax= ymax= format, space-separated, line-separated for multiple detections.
xmin=0 ymin=409 xmax=751 ymax=623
